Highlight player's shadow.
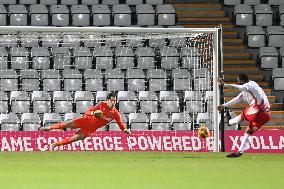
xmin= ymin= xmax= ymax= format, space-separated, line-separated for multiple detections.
xmin=143 ymin=156 xmax=224 ymax=159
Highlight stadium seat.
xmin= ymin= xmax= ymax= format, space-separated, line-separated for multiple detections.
xmin=267 ymin=26 xmax=284 ymax=47
xmin=92 ymin=5 xmax=111 ymax=26
xmin=105 ymin=34 xmax=123 ymax=47
xmin=160 ymin=91 xmax=180 ymax=113
xmin=96 ymin=91 xmax=110 ymax=102
xmin=156 ymin=4 xmax=176 ymax=26
xmin=126 ymin=69 xmax=146 ymax=91
xmin=0 ymin=69 xmax=18 ymax=91
xmin=82 ymin=0 xmax=99 ymax=5
xmin=113 ymin=4 xmax=132 ymax=26
xmin=171 ymin=112 xmax=191 ymax=130
xmin=280 ymin=5 xmax=284 ymax=26
xmin=184 ymin=91 xmax=204 ymax=113
xmin=280 ymin=47 xmax=284 ymax=67
xmin=126 ymin=0 xmax=143 ymax=5
xmin=193 ymin=77 xmax=212 ymax=91
xmin=108 ymin=114 xmax=127 ymax=131
xmin=30 ymin=4 xmax=49 ymax=26
xmin=61 ymin=0 xmax=78 ymax=5
xmin=181 ymin=47 xmax=200 ymax=69
xmin=62 ymin=33 xmax=80 ymax=48
xmin=43 ymin=113 xmax=62 ymax=127
xmin=41 ymin=69 xmax=61 ymax=91
xmin=136 ymin=4 xmax=155 ymax=26
xmin=21 ymin=113 xmax=41 ymax=131
xmin=10 ymin=47 xmax=29 ymax=70
xmin=20 ymin=70 xmax=40 ymax=91
xmin=244 ymin=0 xmax=260 ymax=5
xmin=32 ymin=91 xmax=51 ymax=114
xmin=115 ymin=47 xmax=134 ymax=69
xmin=146 ymin=0 xmax=164 ymax=5
xmin=31 ymin=47 xmax=50 ymax=70
xmin=0 ymin=33 xmax=17 ymax=47
xmin=255 ymin=4 xmax=273 ymax=26
xmin=9 ymin=5 xmax=28 ymax=26
xmin=62 ymin=69 xmax=82 ymax=91
xmin=73 ymin=47 xmax=92 ymax=69
xmin=52 ymin=47 xmax=71 ymax=69
xmin=50 ymin=5 xmax=70 ymax=26
xmin=172 ymin=68 xmax=191 ymax=91
xmin=84 ymin=69 xmax=104 ymax=91
xmin=135 ymin=47 xmax=155 ymax=69
xmin=82 ymin=34 xmax=102 ymax=48
xmin=129 ymin=113 xmax=149 ymax=130
xmin=246 ymin=26 xmax=266 ymax=47
xmin=268 ymin=0 xmax=284 ymax=6
xmin=0 ymin=91 xmax=8 ymax=114
xmin=42 ymin=33 xmax=60 ymax=47
xmin=93 ymin=47 xmax=113 ymax=69
xmin=0 ymin=113 xmax=20 ymax=131
xmin=160 ymin=47 xmax=179 ymax=70
xmin=149 ymin=32 xmax=167 ymax=48
xmin=40 ymin=0 xmax=57 ymax=5
xmin=234 ymin=4 xmax=253 ymax=26
xmin=102 ymin=0 xmax=119 ymax=5
xmin=53 ymin=91 xmax=73 ymax=114
xmin=19 ymin=0 xmax=37 ymax=4
xmin=272 ymin=68 xmax=284 ymax=91
xmin=169 ymin=36 xmax=187 ymax=48
xmin=0 ymin=5 xmax=7 ymax=26
xmin=71 ymin=5 xmax=90 ymax=26
xmin=196 ymin=112 xmax=213 ymax=130
xmin=74 ymin=91 xmax=94 ymax=114
xmin=20 ymin=32 xmax=39 ymax=47
xmin=0 ymin=0 xmax=16 ymax=4
xmin=118 ymin=91 xmax=137 ymax=114
xmin=259 ymin=47 xmax=279 ymax=70
xmin=64 ymin=113 xmax=81 ymax=122
xmin=147 ymin=69 xmax=167 ymax=91
xmin=205 ymin=91 xmax=213 ymax=112
xmin=105 ymin=69 xmax=125 ymax=91
xmin=193 ymin=68 xmax=211 ymax=79
xmin=150 ymin=113 xmax=171 ymax=130
xmin=0 ymin=47 xmax=8 ymax=69
xmin=139 ymin=91 xmax=158 ymax=113
xmin=224 ymin=0 xmax=241 ymax=5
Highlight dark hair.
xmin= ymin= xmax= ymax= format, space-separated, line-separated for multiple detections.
xmin=107 ymin=92 xmax=117 ymax=100
xmin=238 ymin=73 xmax=249 ymax=83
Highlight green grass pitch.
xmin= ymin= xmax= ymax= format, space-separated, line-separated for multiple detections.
xmin=0 ymin=152 xmax=283 ymax=189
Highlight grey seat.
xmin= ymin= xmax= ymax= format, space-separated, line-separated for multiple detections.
xmin=50 ymin=5 xmax=70 ymax=26
xmin=129 ymin=113 xmax=149 ymax=130
xmin=21 ymin=113 xmax=41 ymax=131
xmin=136 ymin=4 xmax=155 ymax=26
xmin=62 ymin=33 xmax=80 ymax=48
xmin=93 ymin=47 xmax=113 ymax=69
xmin=150 ymin=113 xmax=171 ymax=130
xmin=149 ymin=33 xmax=167 ymax=48
xmin=102 ymin=0 xmax=119 ymax=5
xmin=160 ymin=91 xmax=180 ymax=113
xmin=205 ymin=91 xmax=213 ymax=112
xmin=125 ymin=33 xmax=145 ymax=48
xmin=246 ymin=26 xmax=266 ymax=47
xmin=115 ymin=47 xmax=134 ymax=69
xmin=31 ymin=47 xmax=50 ymax=69
xmin=272 ymin=68 xmax=284 ymax=91
xmin=105 ymin=69 xmax=125 ymax=91
xmin=234 ymin=4 xmax=253 ymax=26
xmin=146 ymin=0 xmax=164 ymax=5
xmin=52 ymin=47 xmax=71 ymax=69
xmin=9 ymin=5 xmax=28 ymax=26
xmin=73 ymin=47 xmax=92 ymax=69
xmin=172 ymin=68 xmax=191 ymax=91
xmin=84 ymin=69 xmax=104 ymax=91
xmin=61 ymin=0 xmax=78 ymax=5
xmin=259 ymin=47 xmax=279 ymax=69
xmin=104 ymin=34 xmax=123 ymax=47
xmin=30 ymin=4 xmax=48 ymax=26
xmin=62 ymin=69 xmax=82 ymax=91
xmin=96 ymin=91 xmax=110 ymax=102
xmin=269 ymin=0 xmax=284 ymax=5
xmin=19 ymin=0 xmax=37 ymax=4
xmin=20 ymin=32 xmax=39 ymax=47
xmin=0 ymin=5 xmax=7 ymax=26
xmin=74 ymin=91 xmax=94 ymax=114
xmin=267 ymin=26 xmax=284 ymax=47
xmin=196 ymin=112 xmax=213 ymax=130
xmin=118 ymin=91 xmax=137 ymax=114
xmin=172 ymin=112 xmax=191 ymax=130
xmin=43 ymin=113 xmax=62 ymax=127
xmin=126 ymin=0 xmax=143 ymax=5
xmin=184 ymin=91 xmax=204 ymax=113
xmin=10 ymin=91 xmax=30 ymax=113
xmin=0 ymin=0 xmax=16 ymax=4
xmin=82 ymin=0 xmax=99 ymax=5
xmin=126 ymin=69 xmax=146 ymax=91
xmin=169 ymin=36 xmax=187 ymax=48
xmin=0 ymin=113 xmax=20 ymax=131
xmin=40 ymin=0 xmax=57 ymax=5
xmin=181 ymin=47 xmax=200 ymax=68
xmin=280 ymin=47 xmax=284 ymax=67
xmin=53 ymin=91 xmax=73 ymax=114
xmin=20 ymin=69 xmax=40 ymax=91
xmin=193 ymin=68 xmax=211 ymax=79
xmin=64 ymin=112 xmax=82 ymax=122
xmin=255 ymin=4 xmax=273 ymax=26
xmin=244 ymin=0 xmax=260 ymax=5
xmin=280 ymin=5 xmax=284 ymax=26
xmin=10 ymin=47 xmax=29 ymax=70
xmin=71 ymin=5 xmax=90 ymax=26
xmin=108 ymin=114 xmax=127 ymax=131
xmin=147 ymin=69 xmax=167 ymax=91
xmin=82 ymin=34 xmax=102 ymax=48
xmin=0 ymin=69 xmax=18 ymax=91
xmin=41 ymin=69 xmax=61 ymax=91
xmin=135 ymin=47 xmax=155 ymax=69
xmin=193 ymin=77 xmax=212 ymax=91
xmin=92 ymin=5 xmax=111 ymax=26
xmin=160 ymin=47 xmax=179 ymax=69
xmin=224 ymin=0 xmax=241 ymax=5
xmin=42 ymin=33 xmax=60 ymax=47
xmin=0 ymin=33 xmax=17 ymax=47
xmin=32 ymin=91 xmax=51 ymax=114
xmin=139 ymin=91 xmax=158 ymax=113
xmin=0 ymin=47 xmax=8 ymax=69
xmin=156 ymin=4 xmax=176 ymax=26
xmin=0 ymin=91 xmax=8 ymax=114
xmin=113 ymin=4 xmax=132 ymax=26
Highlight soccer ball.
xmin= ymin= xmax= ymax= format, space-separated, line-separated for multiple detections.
xmin=198 ymin=126 xmax=210 ymax=138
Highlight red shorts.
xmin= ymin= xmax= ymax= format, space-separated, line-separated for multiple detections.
xmin=72 ymin=116 xmax=99 ymax=137
xmin=242 ymin=106 xmax=271 ymax=132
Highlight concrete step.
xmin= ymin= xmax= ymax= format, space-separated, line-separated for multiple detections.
xmin=176 ymin=10 xmax=225 ymax=18
xmin=223 ymin=59 xmax=256 ymax=67
xmin=223 ymin=67 xmax=260 ymax=74
xmin=182 ymin=24 xmax=234 ymax=31
xmin=223 ymin=45 xmax=245 ymax=53
xmin=224 ymin=52 xmax=250 ymax=60
xmin=178 ymin=17 xmax=230 ymax=24
xmin=224 ymin=74 xmax=264 ymax=82
xmin=229 ymin=103 xmax=283 ymax=110
xmin=233 ymin=110 xmax=284 ymax=119
xmin=174 ymin=4 xmax=222 ymax=11
xmin=241 ymin=125 xmax=284 ymax=129
xmin=224 ymin=88 xmax=272 ymax=96
xmin=225 ymin=96 xmax=276 ymax=103
xmin=223 ymin=31 xmax=238 ymax=38
xmin=227 ymin=81 xmax=270 ymax=88
xmin=223 ymin=38 xmax=243 ymax=45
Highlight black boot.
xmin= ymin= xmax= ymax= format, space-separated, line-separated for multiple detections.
xmin=226 ymin=152 xmax=243 ymax=158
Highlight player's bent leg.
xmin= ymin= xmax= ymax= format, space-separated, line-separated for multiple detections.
xmin=50 ymin=131 xmax=85 ymax=150
xmin=39 ymin=120 xmax=76 ymax=131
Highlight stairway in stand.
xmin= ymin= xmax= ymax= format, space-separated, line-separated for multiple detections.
xmin=174 ymin=2 xmax=284 ymax=129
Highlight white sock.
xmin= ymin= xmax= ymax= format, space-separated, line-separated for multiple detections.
xmin=229 ymin=114 xmax=242 ymax=125
xmin=238 ymin=133 xmax=250 ymax=153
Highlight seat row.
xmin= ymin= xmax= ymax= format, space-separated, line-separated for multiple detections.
xmin=258 ymin=46 xmax=284 ymax=69
xmin=225 ymin=0 xmax=284 ymax=6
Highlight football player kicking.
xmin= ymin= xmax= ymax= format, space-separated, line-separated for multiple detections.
xmin=39 ymin=92 xmax=131 ymax=150
xmin=218 ymin=73 xmax=271 ymax=158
